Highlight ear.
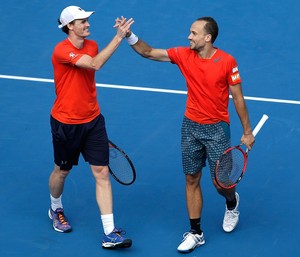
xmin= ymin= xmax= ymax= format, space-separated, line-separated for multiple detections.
xmin=67 ymin=23 xmax=73 ymax=31
xmin=205 ymin=34 xmax=212 ymax=43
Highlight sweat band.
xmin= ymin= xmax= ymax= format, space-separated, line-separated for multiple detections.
xmin=126 ymin=32 xmax=139 ymax=45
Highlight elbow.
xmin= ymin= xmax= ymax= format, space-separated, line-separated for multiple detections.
xmin=91 ymin=61 xmax=102 ymax=71
xmin=93 ymin=65 xmax=101 ymax=71
xmin=135 ymin=50 xmax=151 ymax=59
xmin=141 ymin=52 xmax=151 ymax=59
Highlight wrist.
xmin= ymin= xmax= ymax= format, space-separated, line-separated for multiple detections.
xmin=126 ymin=32 xmax=138 ymax=45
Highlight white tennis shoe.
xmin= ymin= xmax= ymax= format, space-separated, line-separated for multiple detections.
xmin=177 ymin=231 xmax=205 ymax=253
xmin=223 ymin=192 xmax=240 ymax=232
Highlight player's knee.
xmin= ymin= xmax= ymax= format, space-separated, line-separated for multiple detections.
xmin=186 ymin=172 xmax=201 ymax=186
xmin=57 ymin=170 xmax=70 ymax=180
xmin=53 ymin=165 xmax=70 ymax=178
xmin=91 ymin=165 xmax=109 ymax=179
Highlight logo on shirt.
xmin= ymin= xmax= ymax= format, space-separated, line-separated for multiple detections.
xmin=231 ymin=73 xmax=240 ymax=82
xmin=69 ymin=52 xmax=77 ymax=59
xmin=213 ymin=57 xmax=222 ymax=63
xmin=232 ymin=66 xmax=239 ymax=73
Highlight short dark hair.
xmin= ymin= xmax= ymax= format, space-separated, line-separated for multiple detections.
xmin=197 ymin=17 xmax=219 ymax=43
xmin=58 ymin=19 xmax=75 ymax=35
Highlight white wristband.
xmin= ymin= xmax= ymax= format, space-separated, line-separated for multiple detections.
xmin=126 ymin=32 xmax=139 ymax=45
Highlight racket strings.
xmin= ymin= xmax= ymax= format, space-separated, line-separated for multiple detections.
xmin=109 ymin=147 xmax=135 ymax=184
xmin=217 ymin=148 xmax=246 ymax=187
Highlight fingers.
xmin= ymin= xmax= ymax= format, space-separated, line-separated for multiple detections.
xmin=113 ymin=16 xmax=134 ymax=29
xmin=123 ymin=18 xmax=134 ymax=35
xmin=114 ymin=16 xmax=134 ymax=38
xmin=241 ymin=134 xmax=255 ymax=151
xmin=113 ymin=18 xmax=121 ymax=28
xmin=113 ymin=16 xmax=124 ymax=27
xmin=246 ymin=143 xmax=253 ymax=151
xmin=249 ymin=140 xmax=255 ymax=150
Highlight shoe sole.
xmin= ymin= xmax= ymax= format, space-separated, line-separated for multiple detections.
xmin=48 ymin=209 xmax=72 ymax=233
xmin=102 ymin=239 xmax=132 ymax=249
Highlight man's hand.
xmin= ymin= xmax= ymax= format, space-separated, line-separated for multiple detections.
xmin=241 ymin=133 xmax=255 ymax=150
xmin=113 ymin=16 xmax=134 ymax=39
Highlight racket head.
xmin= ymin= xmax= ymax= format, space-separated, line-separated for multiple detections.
xmin=215 ymin=145 xmax=248 ymax=189
xmin=108 ymin=140 xmax=136 ymax=186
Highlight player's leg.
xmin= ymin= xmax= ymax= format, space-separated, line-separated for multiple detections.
xmin=90 ymin=165 xmax=113 ymax=215
xmin=48 ymin=165 xmax=72 ymax=232
xmin=178 ymin=117 xmax=206 ymax=253
xmin=178 ymin=173 xmax=205 ymax=254
xmin=49 ymin=164 xmax=70 ymax=199
xmin=206 ymin=121 xmax=239 ymax=232
xmin=90 ymin=164 xmax=132 ymax=249
xmin=84 ymin=115 xmax=132 ymax=249
xmin=48 ymin=116 xmax=79 ymax=233
xmin=185 ymin=172 xmax=203 ymax=226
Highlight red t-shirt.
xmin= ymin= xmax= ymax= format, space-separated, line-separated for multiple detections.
xmin=51 ymin=38 xmax=100 ymax=124
xmin=167 ymin=47 xmax=242 ymax=124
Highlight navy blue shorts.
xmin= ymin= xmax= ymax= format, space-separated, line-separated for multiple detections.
xmin=181 ymin=116 xmax=231 ymax=178
xmin=50 ymin=114 xmax=109 ymax=170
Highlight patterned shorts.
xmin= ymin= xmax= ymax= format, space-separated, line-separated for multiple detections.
xmin=181 ymin=117 xmax=231 ymax=178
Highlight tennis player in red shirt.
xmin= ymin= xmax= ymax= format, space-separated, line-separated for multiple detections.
xmin=123 ymin=17 xmax=255 ymax=253
xmin=49 ymin=6 xmax=134 ymax=249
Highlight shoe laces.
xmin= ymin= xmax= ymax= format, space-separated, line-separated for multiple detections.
xmin=57 ymin=211 xmax=68 ymax=225
xmin=113 ymin=228 xmax=126 ymax=237
xmin=225 ymin=209 xmax=239 ymax=220
xmin=182 ymin=231 xmax=200 ymax=242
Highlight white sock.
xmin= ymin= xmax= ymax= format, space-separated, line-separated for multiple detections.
xmin=101 ymin=214 xmax=115 ymax=235
xmin=50 ymin=194 xmax=63 ymax=211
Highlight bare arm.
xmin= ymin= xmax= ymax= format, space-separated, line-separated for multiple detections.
xmin=113 ymin=16 xmax=170 ymax=62
xmin=230 ymin=83 xmax=255 ymax=150
xmin=76 ymin=17 xmax=134 ymax=70
xmin=130 ymin=37 xmax=171 ymax=62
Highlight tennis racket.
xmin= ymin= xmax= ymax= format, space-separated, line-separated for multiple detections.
xmin=215 ymin=114 xmax=269 ymax=189
xmin=108 ymin=140 xmax=136 ymax=185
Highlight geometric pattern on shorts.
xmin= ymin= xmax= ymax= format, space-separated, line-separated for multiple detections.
xmin=181 ymin=116 xmax=231 ymax=178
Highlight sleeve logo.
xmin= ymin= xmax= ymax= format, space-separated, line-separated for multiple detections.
xmin=231 ymin=66 xmax=240 ymax=82
xmin=232 ymin=66 xmax=239 ymax=73
xmin=231 ymin=73 xmax=240 ymax=82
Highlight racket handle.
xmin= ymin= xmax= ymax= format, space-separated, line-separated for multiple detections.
xmin=252 ymin=114 xmax=269 ymax=137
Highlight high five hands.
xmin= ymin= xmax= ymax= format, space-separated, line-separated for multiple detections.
xmin=113 ymin=16 xmax=134 ymax=38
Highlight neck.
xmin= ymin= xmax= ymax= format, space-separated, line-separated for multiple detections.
xmin=198 ymin=46 xmax=217 ymax=59
xmin=68 ymin=34 xmax=85 ymax=49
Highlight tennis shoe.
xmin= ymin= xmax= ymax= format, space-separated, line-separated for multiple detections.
xmin=48 ymin=208 xmax=72 ymax=233
xmin=223 ymin=192 xmax=240 ymax=232
xmin=102 ymin=228 xmax=132 ymax=249
xmin=177 ymin=230 xmax=205 ymax=253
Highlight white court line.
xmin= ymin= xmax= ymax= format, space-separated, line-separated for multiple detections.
xmin=1 ymin=74 xmax=300 ymax=105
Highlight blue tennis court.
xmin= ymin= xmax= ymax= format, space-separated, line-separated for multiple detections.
xmin=1 ymin=0 xmax=300 ymax=256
